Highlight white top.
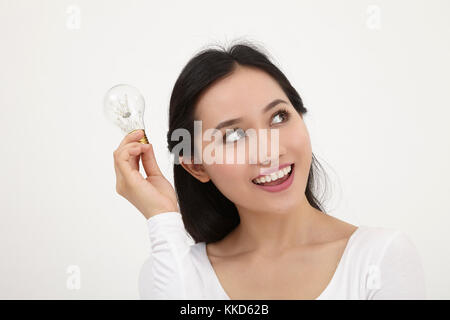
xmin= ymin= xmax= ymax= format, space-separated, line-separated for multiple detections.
xmin=138 ymin=211 xmax=427 ymax=300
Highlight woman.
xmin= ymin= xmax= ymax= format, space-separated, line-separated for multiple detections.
xmin=113 ymin=41 xmax=427 ymax=299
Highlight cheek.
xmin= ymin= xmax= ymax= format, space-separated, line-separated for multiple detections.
xmin=285 ymin=121 xmax=312 ymax=157
xmin=208 ymin=165 xmax=250 ymax=196
xmin=283 ymin=121 xmax=313 ymax=184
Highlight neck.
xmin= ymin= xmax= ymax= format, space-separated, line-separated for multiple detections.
xmin=230 ymin=195 xmax=323 ymax=256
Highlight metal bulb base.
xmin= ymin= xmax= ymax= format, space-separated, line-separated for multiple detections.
xmin=129 ymin=129 xmax=149 ymax=144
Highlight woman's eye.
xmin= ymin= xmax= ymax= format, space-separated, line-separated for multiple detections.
xmin=223 ymin=128 xmax=245 ymax=143
xmin=271 ymin=109 xmax=289 ymax=125
xmin=223 ymin=109 xmax=290 ymax=144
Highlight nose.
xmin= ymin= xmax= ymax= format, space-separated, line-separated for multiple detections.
xmin=259 ymin=156 xmax=280 ymax=171
xmin=259 ymin=138 xmax=286 ymax=174
xmin=248 ymin=128 xmax=285 ymax=168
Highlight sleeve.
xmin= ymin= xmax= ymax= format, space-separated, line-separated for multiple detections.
xmin=138 ymin=211 xmax=194 ymax=300
xmin=367 ymin=230 xmax=427 ymax=300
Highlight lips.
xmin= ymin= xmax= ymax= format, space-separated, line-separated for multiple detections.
xmin=251 ymin=162 xmax=294 ymax=182
xmin=256 ymin=168 xmax=292 ymax=186
xmin=252 ymin=162 xmax=295 ymax=192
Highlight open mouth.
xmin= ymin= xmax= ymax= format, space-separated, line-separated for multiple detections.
xmin=252 ymin=163 xmax=294 ymax=186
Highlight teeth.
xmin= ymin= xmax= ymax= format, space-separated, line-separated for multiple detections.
xmin=253 ymin=165 xmax=292 ymax=184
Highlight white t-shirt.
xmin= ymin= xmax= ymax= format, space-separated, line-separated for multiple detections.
xmin=138 ymin=211 xmax=427 ymax=300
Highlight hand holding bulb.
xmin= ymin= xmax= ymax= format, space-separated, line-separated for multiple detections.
xmin=105 ymin=84 xmax=179 ymax=218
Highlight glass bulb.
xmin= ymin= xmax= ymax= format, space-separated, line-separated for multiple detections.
xmin=103 ymin=84 xmax=149 ymax=144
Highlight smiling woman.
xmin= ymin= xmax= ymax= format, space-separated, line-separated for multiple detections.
xmin=167 ymin=42 xmax=328 ymax=245
xmin=137 ymin=40 xmax=427 ymax=300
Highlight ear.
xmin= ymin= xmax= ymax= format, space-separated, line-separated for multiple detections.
xmin=179 ymin=155 xmax=211 ymax=183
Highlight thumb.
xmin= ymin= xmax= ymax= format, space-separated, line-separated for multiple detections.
xmin=141 ymin=143 xmax=163 ymax=177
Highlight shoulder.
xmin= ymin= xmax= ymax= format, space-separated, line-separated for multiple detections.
xmin=347 ymin=225 xmax=427 ymax=299
xmin=351 ymin=225 xmax=419 ymax=261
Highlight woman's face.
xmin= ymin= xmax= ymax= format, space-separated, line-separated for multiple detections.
xmin=182 ymin=65 xmax=313 ymax=215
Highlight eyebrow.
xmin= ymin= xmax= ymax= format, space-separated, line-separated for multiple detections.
xmin=214 ymin=98 xmax=288 ymax=130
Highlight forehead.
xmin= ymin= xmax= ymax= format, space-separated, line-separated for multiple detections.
xmin=195 ymin=66 xmax=286 ymax=127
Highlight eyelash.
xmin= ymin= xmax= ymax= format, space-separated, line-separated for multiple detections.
xmin=223 ymin=108 xmax=291 ymax=143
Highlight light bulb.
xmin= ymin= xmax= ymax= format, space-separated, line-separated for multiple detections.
xmin=103 ymin=84 xmax=149 ymax=144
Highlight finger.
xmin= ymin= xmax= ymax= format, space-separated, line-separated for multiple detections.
xmin=115 ymin=141 xmax=146 ymax=170
xmin=129 ymin=147 xmax=141 ymax=171
xmin=116 ymin=141 xmax=148 ymax=157
xmin=116 ymin=145 xmax=142 ymax=179
xmin=124 ymin=142 xmax=151 ymax=171
xmin=127 ymin=142 xmax=148 ymax=171
xmin=118 ymin=129 xmax=145 ymax=149
xmin=141 ymin=143 xmax=163 ymax=177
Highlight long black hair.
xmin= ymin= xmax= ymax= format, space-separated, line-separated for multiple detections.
xmin=167 ymin=40 xmax=329 ymax=244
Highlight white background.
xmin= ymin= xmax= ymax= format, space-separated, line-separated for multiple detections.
xmin=0 ymin=0 xmax=449 ymax=299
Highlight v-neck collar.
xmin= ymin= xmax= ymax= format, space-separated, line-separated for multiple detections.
xmin=200 ymin=225 xmax=365 ymax=300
